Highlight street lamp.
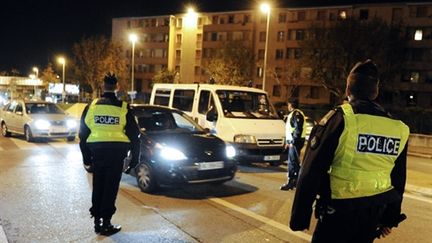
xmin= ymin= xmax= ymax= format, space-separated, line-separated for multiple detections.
xmin=260 ymin=3 xmax=271 ymax=91
xmin=32 ymin=67 xmax=38 ymax=97
xmin=129 ymin=33 xmax=138 ymax=103
xmin=57 ymin=57 xmax=66 ymax=103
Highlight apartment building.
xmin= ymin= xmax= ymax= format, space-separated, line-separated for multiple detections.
xmin=112 ymin=2 xmax=432 ymax=110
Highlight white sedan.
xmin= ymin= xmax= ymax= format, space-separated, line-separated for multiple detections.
xmin=0 ymin=100 xmax=78 ymax=142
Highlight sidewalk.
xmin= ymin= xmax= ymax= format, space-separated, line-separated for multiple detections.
xmin=406 ymin=146 xmax=432 ymax=198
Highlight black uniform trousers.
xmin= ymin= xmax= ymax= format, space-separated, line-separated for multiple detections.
xmin=287 ymin=138 xmax=305 ymax=179
xmin=312 ymin=204 xmax=386 ymax=243
xmin=90 ymin=147 xmax=128 ymax=219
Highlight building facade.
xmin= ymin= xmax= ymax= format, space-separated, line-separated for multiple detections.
xmin=112 ymin=2 xmax=432 ymax=110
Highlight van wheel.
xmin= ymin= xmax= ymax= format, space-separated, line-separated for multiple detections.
xmin=25 ymin=126 xmax=34 ymax=142
xmin=136 ymin=163 xmax=158 ymax=193
xmin=1 ymin=122 xmax=11 ymax=137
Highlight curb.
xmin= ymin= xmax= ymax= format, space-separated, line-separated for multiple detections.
xmin=405 ymin=184 xmax=432 ymax=198
xmin=407 ymin=152 xmax=432 ymax=159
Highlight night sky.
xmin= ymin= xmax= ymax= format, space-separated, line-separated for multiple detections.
xmin=0 ymin=0 xmax=419 ymax=75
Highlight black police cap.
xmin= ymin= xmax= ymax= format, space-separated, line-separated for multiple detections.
xmin=104 ymin=73 xmax=118 ymax=85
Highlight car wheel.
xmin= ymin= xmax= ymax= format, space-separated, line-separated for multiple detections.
xmin=67 ymin=136 xmax=75 ymax=142
xmin=269 ymin=161 xmax=282 ymax=167
xmin=1 ymin=122 xmax=11 ymax=137
xmin=136 ymin=163 xmax=158 ymax=193
xmin=24 ymin=126 xmax=34 ymax=142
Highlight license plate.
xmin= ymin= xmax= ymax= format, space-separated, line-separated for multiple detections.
xmin=198 ymin=161 xmax=224 ymax=170
xmin=264 ymin=155 xmax=280 ymax=161
xmin=50 ymin=126 xmax=67 ymax=133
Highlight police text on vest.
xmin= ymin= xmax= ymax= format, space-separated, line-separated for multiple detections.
xmin=94 ymin=115 xmax=120 ymax=125
xmin=357 ymin=134 xmax=400 ymax=156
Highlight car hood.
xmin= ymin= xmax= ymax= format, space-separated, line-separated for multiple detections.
xmin=145 ymin=132 xmax=227 ymax=161
xmin=28 ymin=114 xmax=73 ymax=121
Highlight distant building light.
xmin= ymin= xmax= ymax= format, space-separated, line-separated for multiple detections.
xmin=339 ymin=11 xmax=347 ymax=19
xmin=414 ymin=30 xmax=423 ymax=41
xmin=409 ymin=95 xmax=414 ymax=99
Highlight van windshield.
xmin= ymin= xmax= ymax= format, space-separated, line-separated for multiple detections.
xmin=216 ymin=90 xmax=279 ymax=119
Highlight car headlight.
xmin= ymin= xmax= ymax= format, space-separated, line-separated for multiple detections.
xmin=225 ymin=145 xmax=236 ymax=159
xmin=156 ymin=143 xmax=187 ymax=161
xmin=34 ymin=120 xmax=51 ymax=130
xmin=66 ymin=119 xmax=78 ymax=129
xmin=233 ymin=135 xmax=257 ymax=144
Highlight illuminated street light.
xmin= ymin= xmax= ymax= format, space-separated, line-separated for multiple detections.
xmin=260 ymin=3 xmax=271 ymax=91
xmin=129 ymin=33 xmax=138 ymax=103
xmin=57 ymin=57 xmax=66 ymax=103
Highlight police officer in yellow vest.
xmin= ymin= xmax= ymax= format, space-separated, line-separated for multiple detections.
xmin=79 ymin=73 xmax=139 ymax=236
xmin=290 ymin=60 xmax=409 ymax=242
xmin=280 ymin=97 xmax=307 ymax=190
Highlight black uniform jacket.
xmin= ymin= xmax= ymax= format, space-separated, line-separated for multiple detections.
xmin=290 ymin=99 xmax=408 ymax=231
xmin=79 ymin=92 xmax=140 ymax=167
xmin=288 ymin=110 xmax=305 ymax=143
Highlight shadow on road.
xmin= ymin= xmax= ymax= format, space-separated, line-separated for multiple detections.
xmin=237 ymin=163 xmax=287 ymax=173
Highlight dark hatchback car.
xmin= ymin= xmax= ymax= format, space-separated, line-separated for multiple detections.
xmin=125 ymin=105 xmax=237 ymax=193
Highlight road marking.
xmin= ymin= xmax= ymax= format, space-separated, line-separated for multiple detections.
xmin=0 ymin=225 xmax=8 ymax=243
xmin=209 ymin=198 xmax=312 ymax=241
xmin=405 ymin=193 xmax=432 ymax=204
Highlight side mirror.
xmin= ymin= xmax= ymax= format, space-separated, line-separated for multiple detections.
xmin=206 ymin=106 xmax=218 ymax=122
xmin=16 ymin=111 xmax=23 ymax=116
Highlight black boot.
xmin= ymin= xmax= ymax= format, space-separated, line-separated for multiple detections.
xmin=94 ymin=217 xmax=102 ymax=234
xmin=100 ymin=217 xmax=122 ymax=236
xmin=280 ymin=178 xmax=297 ymax=191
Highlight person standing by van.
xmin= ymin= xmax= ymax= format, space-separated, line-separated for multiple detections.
xmin=280 ymin=98 xmax=306 ymax=191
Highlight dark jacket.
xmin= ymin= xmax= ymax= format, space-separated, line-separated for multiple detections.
xmin=79 ymin=92 xmax=140 ymax=166
xmin=290 ymin=99 xmax=408 ymax=231
xmin=288 ymin=109 xmax=305 ymax=143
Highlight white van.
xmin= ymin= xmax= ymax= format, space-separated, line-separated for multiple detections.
xmin=150 ymin=83 xmax=287 ymax=166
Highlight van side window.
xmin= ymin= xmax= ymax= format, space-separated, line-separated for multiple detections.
xmin=173 ymin=90 xmax=195 ymax=112
xmin=198 ymin=90 xmax=210 ymax=114
xmin=154 ymin=89 xmax=171 ymax=106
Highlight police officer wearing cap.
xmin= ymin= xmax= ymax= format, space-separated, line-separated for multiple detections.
xmin=79 ymin=73 xmax=140 ymax=236
xmin=290 ymin=60 xmax=410 ymax=242
xmin=280 ymin=97 xmax=306 ymax=190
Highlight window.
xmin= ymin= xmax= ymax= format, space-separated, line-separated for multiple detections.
xmin=259 ymin=31 xmax=266 ymax=42
xmin=173 ymin=90 xmax=195 ymax=112
xmin=219 ymin=17 xmax=225 ymax=24
xmin=294 ymin=49 xmax=302 ymax=59
xmin=244 ymin=14 xmax=250 ymax=23
xmin=359 ymin=9 xmax=369 ymax=20
xmin=198 ymin=17 xmax=203 ymax=26
xmin=211 ymin=32 xmax=218 ymax=41
xmin=195 ymin=66 xmax=201 ymax=75
xmin=212 ymin=15 xmax=219 ymax=24
xmin=296 ymin=30 xmax=304 ymax=40
xmin=176 ymin=50 xmax=181 ymax=60
xmin=196 ymin=50 xmax=202 ymax=59
xmin=228 ymin=15 xmax=234 ymax=24
xmin=317 ymin=10 xmax=326 ymax=20
xmin=15 ymin=104 xmax=23 ymax=114
xmin=176 ymin=18 xmax=182 ymax=28
xmin=279 ymin=13 xmax=287 ymax=23
xmin=198 ymin=90 xmax=211 ymax=114
xmin=275 ymin=49 xmax=284 ymax=60
xmin=277 ymin=31 xmax=284 ymax=42
xmin=310 ymin=87 xmax=320 ymax=99
xmin=197 ymin=33 xmax=202 ymax=42
xmin=297 ymin=11 xmax=306 ymax=21
xmin=329 ymin=12 xmax=336 ymax=21
xmin=258 ymin=49 xmax=265 ymax=59
xmin=272 ymin=85 xmax=281 ymax=97
xmin=176 ymin=34 xmax=182 ymax=43
xmin=406 ymin=92 xmax=417 ymax=107
xmin=415 ymin=30 xmax=423 ymax=41
xmin=392 ymin=8 xmax=403 ymax=23
xmin=416 ymin=6 xmax=428 ymax=17
xmin=154 ymin=89 xmax=171 ymax=106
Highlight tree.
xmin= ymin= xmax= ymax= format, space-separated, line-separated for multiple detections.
xmin=40 ymin=63 xmax=59 ymax=84
xmin=298 ymin=18 xmax=406 ymax=103
xmin=152 ymin=69 xmax=177 ymax=85
xmin=204 ymin=40 xmax=254 ymax=85
xmin=72 ymin=36 xmax=128 ymax=98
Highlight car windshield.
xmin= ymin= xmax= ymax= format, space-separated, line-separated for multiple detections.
xmin=134 ymin=108 xmax=205 ymax=133
xmin=216 ymin=90 xmax=279 ymax=119
xmin=26 ymin=103 xmax=65 ymax=114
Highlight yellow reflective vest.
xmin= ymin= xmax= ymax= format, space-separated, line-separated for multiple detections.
xmin=84 ymin=99 xmax=130 ymax=143
xmin=329 ymin=103 xmax=409 ymax=199
xmin=286 ymin=109 xmax=307 ymax=141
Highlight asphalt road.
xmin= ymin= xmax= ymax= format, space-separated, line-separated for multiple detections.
xmin=0 ymin=136 xmax=431 ymax=243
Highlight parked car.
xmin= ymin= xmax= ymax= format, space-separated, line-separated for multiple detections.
xmin=0 ymin=100 xmax=78 ymax=142
xmin=123 ymin=104 xmax=237 ymax=193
